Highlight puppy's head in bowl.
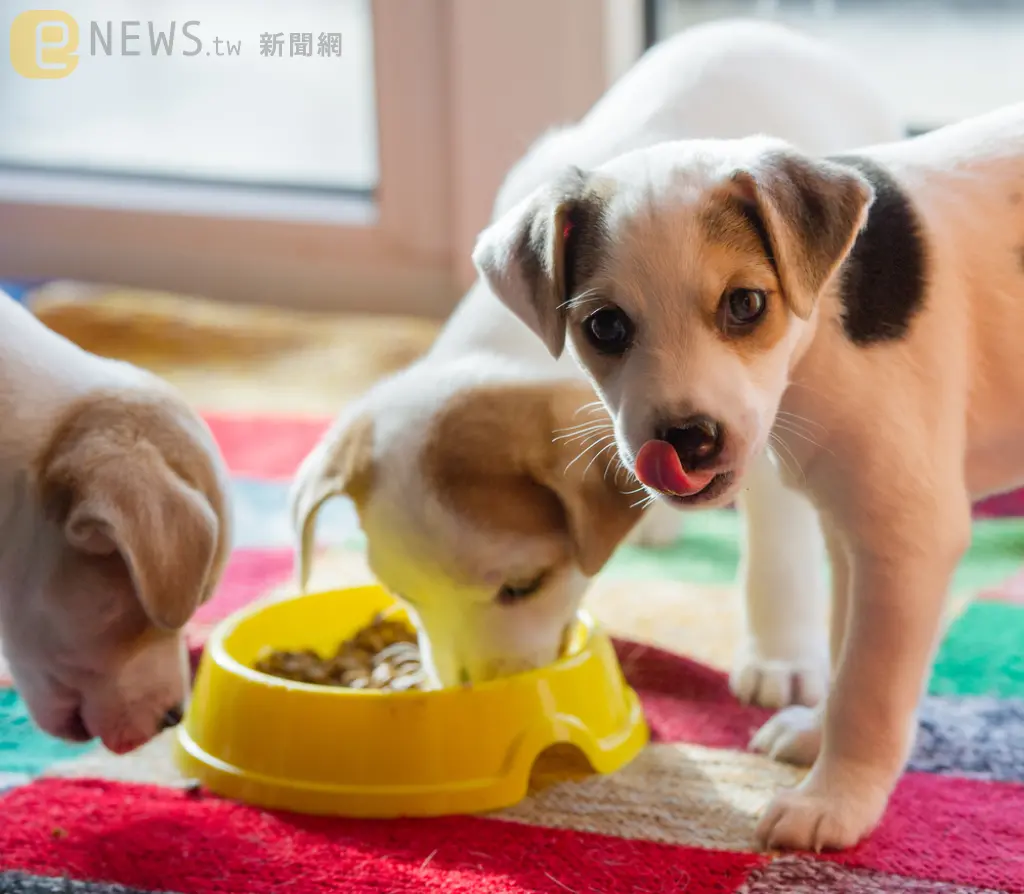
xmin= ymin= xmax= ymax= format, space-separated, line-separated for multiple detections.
xmin=1 ymin=388 xmax=231 ymax=754
xmin=291 ymin=367 xmax=642 ymax=687
xmin=474 ymin=137 xmax=874 ymax=508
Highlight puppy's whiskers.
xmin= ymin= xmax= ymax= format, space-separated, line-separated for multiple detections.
xmin=572 ymin=399 xmax=608 ymax=419
xmin=553 ymin=416 xmax=613 ymax=435
xmin=768 ymin=433 xmax=805 ymax=483
xmin=583 ymin=441 xmax=619 ymax=477
xmin=604 ymin=448 xmax=632 ymax=484
xmin=553 ymin=422 xmax=613 ymax=444
xmin=558 ymin=287 xmax=604 ymax=313
xmin=564 ymin=433 xmax=616 ymax=474
xmin=630 ymin=492 xmax=660 ymax=511
xmin=773 ymin=419 xmax=832 ymax=457
xmin=776 ymin=409 xmax=827 ymax=434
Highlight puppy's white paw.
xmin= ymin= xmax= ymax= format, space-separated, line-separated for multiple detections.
xmin=750 ymin=705 xmax=822 ymax=766
xmin=756 ymin=776 xmax=888 ymax=852
xmin=627 ymin=504 xmax=681 ymax=548
xmin=730 ymin=649 xmax=828 ymax=709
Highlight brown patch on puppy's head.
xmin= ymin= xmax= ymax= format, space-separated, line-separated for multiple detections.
xmin=308 ymin=376 xmax=645 ymax=687
xmin=290 ymin=413 xmax=374 ymax=589
xmin=696 ymin=195 xmax=792 ymax=360
xmin=728 ymin=152 xmax=873 ymax=319
xmin=36 ymin=390 xmax=230 ymax=631
xmin=423 ymin=381 xmax=642 ymax=577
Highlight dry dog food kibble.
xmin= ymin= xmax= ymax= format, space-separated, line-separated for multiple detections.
xmin=253 ymin=614 xmax=426 ymax=691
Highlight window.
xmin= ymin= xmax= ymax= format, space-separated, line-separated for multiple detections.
xmin=1 ymin=0 xmax=378 ymax=191
xmin=0 ymin=1 xmax=641 ymax=316
xmin=647 ymin=1 xmax=1024 ymax=131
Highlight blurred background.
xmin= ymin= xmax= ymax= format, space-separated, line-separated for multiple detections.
xmin=0 ymin=0 xmax=1021 ymax=319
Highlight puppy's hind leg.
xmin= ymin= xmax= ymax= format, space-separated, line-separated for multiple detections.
xmin=731 ymin=451 xmax=829 ymax=710
xmin=751 ymin=522 xmax=849 ymax=765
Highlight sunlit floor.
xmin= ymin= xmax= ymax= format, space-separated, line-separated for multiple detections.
xmin=0 ymin=0 xmax=378 ymax=190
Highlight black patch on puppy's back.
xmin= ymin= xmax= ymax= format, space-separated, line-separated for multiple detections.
xmin=827 ymin=154 xmax=928 ymax=345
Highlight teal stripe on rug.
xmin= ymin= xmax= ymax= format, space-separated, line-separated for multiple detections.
xmin=0 ymin=689 xmax=95 ymax=776
xmin=604 ymin=512 xmax=1024 ymax=592
xmin=931 ymin=602 xmax=1024 ymax=698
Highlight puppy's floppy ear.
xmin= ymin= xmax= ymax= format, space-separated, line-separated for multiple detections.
xmin=473 ymin=167 xmax=602 ymax=359
xmin=537 ymin=387 xmax=643 ymax=576
xmin=40 ymin=434 xmax=219 ymax=631
xmin=289 ymin=414 xmax=374 ymax=590
xmin=546 ymin=469 xmax=643 ymax=576
xmin=731 ymin=151 xmax=875 ymax=319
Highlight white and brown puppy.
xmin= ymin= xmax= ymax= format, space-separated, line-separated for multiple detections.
xmin=292 ymin=20 xmax=901 ymax=697
xmin=476 ymin=100 xmax=1024 ymax=849
xmin=0 ymin=295 xmax=232 ymax=754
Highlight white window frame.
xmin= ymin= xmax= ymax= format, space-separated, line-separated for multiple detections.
xmin=0 ymin=0 xmax=643 ymax=318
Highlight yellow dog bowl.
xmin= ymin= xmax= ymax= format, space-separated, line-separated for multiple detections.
xmin=175 ymin=585 xmax=647 ymax=817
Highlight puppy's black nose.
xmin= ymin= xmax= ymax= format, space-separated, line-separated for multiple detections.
xmin=160 ymin=704 xmax=185 ymax=731
xmin=662 ymin=416 xmax=723 ymax=471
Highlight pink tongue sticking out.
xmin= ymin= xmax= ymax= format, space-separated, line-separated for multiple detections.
xmin=635 ymin=440 xmax=717 ymax=497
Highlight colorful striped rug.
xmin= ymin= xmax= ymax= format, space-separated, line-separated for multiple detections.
xmin=2 ymin=283 xmax=1023 ymax=893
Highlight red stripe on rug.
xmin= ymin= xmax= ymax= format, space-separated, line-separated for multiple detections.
xmin=0 ymin=779 xmax=766 ymax=894
xmin=202 ymin=414 xmax=331 ymax=480
xmin=827 ymin=771 xmax=1024 ymax=892
xmin=975 ymin=489 xmax=1024 ymax=519
xmin=613 ymin=640 xmax=771 ymax=749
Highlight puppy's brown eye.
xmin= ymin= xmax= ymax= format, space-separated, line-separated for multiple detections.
xmin=724 ymin=288 xmax=767 ymax=328
xmin=497 ymin=572 xmax=546 ymax=605
xmin=583 ymin=306 xmax=634 ymax=356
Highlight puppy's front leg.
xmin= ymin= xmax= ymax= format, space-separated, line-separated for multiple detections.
xmin=755 ymin=482 xmax=970 ymax=852
xmin=731 ymin=450 xmax=829 ymax=709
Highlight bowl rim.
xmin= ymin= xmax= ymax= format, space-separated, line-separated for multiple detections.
xmin=208 ymin=585 xmax=605 ymax=699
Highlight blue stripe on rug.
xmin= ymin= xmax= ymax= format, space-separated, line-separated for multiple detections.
xmin=0 ymin=873 xmax=178 ymax=893
xmin=1 ymin=281 xmax=49 ymax=305
xmin=0 ymin=772 xmax=29 ymax=793
xmin=911 ymin=694 xmax=1024 ymax=782
xmin=742 ymin=856 xmax=1001 ymax=893
xmin=229 ymin=477 xmax=361 ymax=551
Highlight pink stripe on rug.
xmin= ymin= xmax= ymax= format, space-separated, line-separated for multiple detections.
xmin=202 ymin=414 xmax=331 ymax=481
